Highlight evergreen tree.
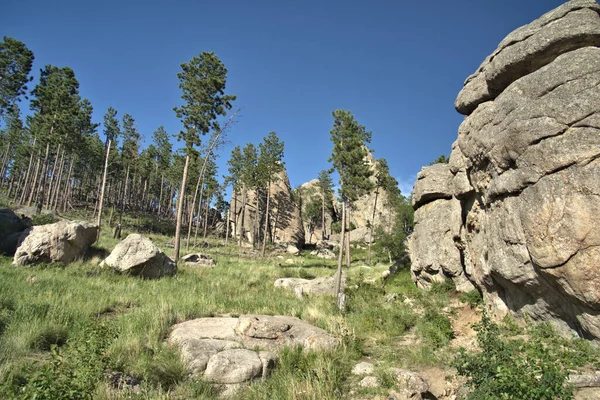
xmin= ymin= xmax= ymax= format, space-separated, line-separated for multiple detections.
xmin=257 ymin=131 xmax=284 ymax=256
xmin=172 ymin=52 xmax=236 ymax=264
xmin=0 ymin=36 xmax=34 ymax=118
xmin=329 ymin=110 xmax=374 ymax=297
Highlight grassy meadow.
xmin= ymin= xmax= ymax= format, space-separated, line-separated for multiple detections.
xmin=1 ymin=201 xmax=598 ymax=399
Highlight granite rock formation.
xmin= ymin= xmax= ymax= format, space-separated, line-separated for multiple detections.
xmin=409 ymin=0 xmax=600 ymax=338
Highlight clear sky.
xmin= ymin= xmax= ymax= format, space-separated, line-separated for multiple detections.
xmin=2 ymin=0 xmax=566 ymax=196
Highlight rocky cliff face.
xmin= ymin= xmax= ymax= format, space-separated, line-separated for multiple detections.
xmin=230 ymin=167 xmax=305 ymax=246
xmin=409 ymin=0 xmax=600 ymax=339
xmin=296 ymin=179 xmax=337 ymax=244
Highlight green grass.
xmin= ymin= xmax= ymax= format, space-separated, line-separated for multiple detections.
xmin=1 ymin=203 xmax=596 ymax=399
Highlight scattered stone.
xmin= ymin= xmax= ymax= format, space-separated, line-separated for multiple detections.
xmin=386 ymin=293 xmax=398 ymax=303
xmin=203 ymin=349 xmax=263 ymax=384
xmin=352 ymin=362 xmax=375 ymax=376
xmin=285 ymin=258 xmax=295 ymax=264
xmin=274 ymin=273 xmax=344 ymax=296
xmin=13 ymin=220 xmax=98 ymax=265
xmin=389 ymin=368 xmax=430 ymax=396
xmin=100 ymin=234 xmax=175 ymax=279
xmin=359 ymin=376 xmax=380 ymax=388
xmin=310 ymin=248 xmax=336 ymax=259
xmin=182 ymin=253 xmax=215 ymax=268
xmin=286 ymin=245 xmax=300 ymax=255
xmin=105 ymin=370 xmax=142 ymax=394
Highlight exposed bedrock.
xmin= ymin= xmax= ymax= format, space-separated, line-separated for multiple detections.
xmin=409 ymin=0 xmax=600 ymax=338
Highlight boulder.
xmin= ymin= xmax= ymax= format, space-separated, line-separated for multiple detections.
xmin=274 ymin=273 xmax=345 ymax=296
xmin=182 ymin=253 xmax=215 ymax=268
xmin=100 ymin=234 xmax=175 ymax=279
xmin=309 ymin=248 xmax=336 ymax=259
xmin=13 ymin=220 xmax=97 ymax=265
xmin=203 ymin=349 xmax=263 ymax=384
xmin=168 ymin=314 xmax=337 ymax=384
xmin=286 ymin=245 xmax=300 ymax=255
xmin=352 ymin=362 xmax=375 ymax=376
xmin=409 ymin=1 xmax=600 ymax=338
xmin=0 ymin=209 xmax=26 ymax=256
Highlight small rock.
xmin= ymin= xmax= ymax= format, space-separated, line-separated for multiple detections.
xmin=286 ymin=245 xmax=300 ymax=255
xmin=359 ymin=376 xmax=380 ymax=388
xmin=386 ymin=293 xmax=398 ymax=303
xmin=204 ymin=349 xmax=263 ymax=384
xmin=257 ymin=351 xmax=277 ymax=379
xmin=352 ymin=362 xmax=375 ymax=376
xmin=389 ymin=368 xmax=429 ymax=394
xmin=182 ymin=253 xmax=215 ymax=268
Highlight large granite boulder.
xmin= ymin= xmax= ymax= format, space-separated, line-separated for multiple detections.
xmin=409 ymin=0 xmax=600 ymax=338
xmin=229 ymin=167 xmax=305 ymax=247
xmin=168 ymin=315 xmax=338 ymax=384
xmin=13 ymin=220 xmax=97 ymax=265
xmin=274 ymin=273 xmax=345 ymax=297
xmin=0 ymin=209 xmax=26 ymax=256
xmin=101 ymin=234 xmax=175 ymax=278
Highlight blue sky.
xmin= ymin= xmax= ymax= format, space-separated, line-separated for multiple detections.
xmin=2 ymin=0 xmax=566 ymax=196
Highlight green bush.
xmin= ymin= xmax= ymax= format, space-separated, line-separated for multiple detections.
xmin=458 ymin=290 xmax=483 ymax=308
xmin=31 ymin=213 xmax=57 ymax=226
xmin=453 ymin=312 xmax=575 ymax=400
xmin=416 ymin=309 xmax=454 ymax=349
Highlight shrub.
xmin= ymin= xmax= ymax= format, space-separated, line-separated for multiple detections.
xmin=458 ymin=290 xmax=482 ymax=308
xmin=31 ymin=213 xmax=57 ymax=226
xmin=453 ymin=312 xmax=574 ymax=400
xmin=416 ymin=310 xmax=454 ymax=349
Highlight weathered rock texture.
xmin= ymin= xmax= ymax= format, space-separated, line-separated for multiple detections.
xmin=296 ymin=179 xmax=337 ymax=244
xmin=409 ymin=0 xmax=600 ymax=339
xmin=101 ymin=234 xmax=175 ymax=278
xmin=168 ymin=315 xmax=338 ymax=384
xmin=229 ymin=168 xmax=305 ymax=247
xmin=274 ymin=273 xmax=345 ymax=297
xmin=13 ymin=220 xmax=97 ymax=265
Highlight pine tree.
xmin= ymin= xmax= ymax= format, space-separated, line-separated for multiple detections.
xmin=172 ymin=52 xmax=236 ymax=264
xmin=257 ymin=132 xmax=284 ymax=256
xmin=329 ymin=110 xmax=374 ymax=297
xmin=0 ymin=36 xmax=34 ymax=118
xmin=317 ymin=169 xmax=334 ymax=240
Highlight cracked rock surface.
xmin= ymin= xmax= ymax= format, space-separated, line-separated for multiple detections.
xmin=168 ymin=315 xmax=338 ymax=384
xmin=409 ymin=0 xmax=600 ymax=338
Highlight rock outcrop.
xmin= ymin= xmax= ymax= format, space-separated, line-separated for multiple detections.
xmin=168 ymin=315 xmax=338 ymax=384
xmin=274 ymin=273 xmax=345 ymax=297
xmin=409 ymin=0 xmax=600 ymax=338
xmin=101 ymin=234 xmax=175 ymax=278
xmin=0 ymin=209 xmax=27 ymax=256
xmin=13 ymin=220 xmax=97 ymax=265
xmin=296 ymin=179 xmax=337 ymax=244
xmin=229 ymin=168 xmax=305 ymax=247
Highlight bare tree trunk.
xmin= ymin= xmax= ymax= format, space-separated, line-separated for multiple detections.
xmin=96 ymin=140 xmax=111 ymax=241
xmin=0 ymin=145 xmax=11 ymax=186
xmin=321 ymin=189 xmax=326 ymax=240
xmin=45 ymin=143 xmax=61 ymax=209
xmin=186 ymin=160 xmax=204 ymax=251
xmin=27 ymin=150 xmax=42 ymax=206
xmin=19 ymin=137 xmax=37 ymax=205
xmin=334 ymin=201 xmax=347 ymax=296
xmin=202 ymin=197 xmax=210 ymax=240
xmin=367 ymin=188 xmax=379 ymax=266
xmin=174 ymin=154 xmax=190 ymax=266
xmin=238 ymin=187 xmax=247 ymax=248
xmin=49 ymin=147 xmax=65 ymax=210
xmin=158 ymin=175 xmax=164 ymax=216
xmin=261 ymin=181 xmax=271 ymax=257
xmin=62 ymin=156 xmax=74 ymax=212
xmin=225 ymin=208 xmax=231 ymax=245
xmin=36 ymin=142 xmax=51 ymax=214
xmin=119 ymin=165 xmax=130 ymax=225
